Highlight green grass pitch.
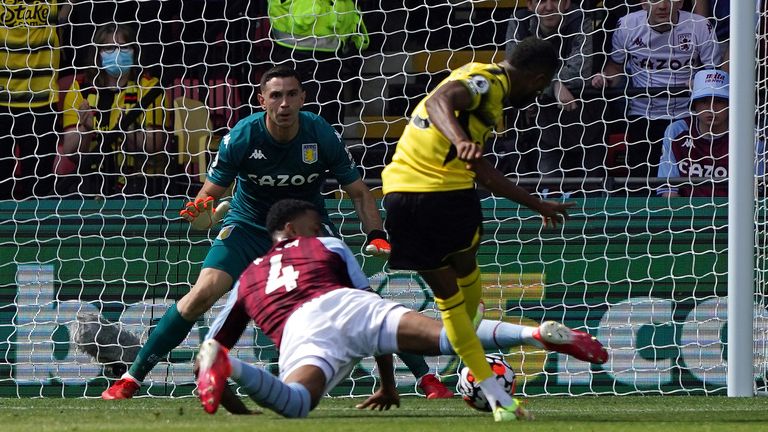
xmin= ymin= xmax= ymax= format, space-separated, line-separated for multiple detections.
xmin=3 ymin=396 xmax=768 ymax=432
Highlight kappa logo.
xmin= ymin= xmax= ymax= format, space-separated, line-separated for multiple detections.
xmin=250 ymin=149 xmax=267 ymax=160
xmin=631 ymin=36 xmax=646 ymax=48
xmin=682 ymin=138 xmax=694 ymax=148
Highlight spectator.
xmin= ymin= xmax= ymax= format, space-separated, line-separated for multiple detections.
xmin=0 ymin=1 xmax=71 ymax=199
xmin=689 ymin=0 xmax=730 ymax=70
xmin=658 ymin=69 xmax=764 ymax=197
xmin=592 ymin=0 xmax=719 ymax=183
xmin=267 ymin=0 xmax=368 ymax=130
xmin=59 ymin=23 xmax=168 ymax=197
xmin=506 ymin=0 xmax=605 ymax=179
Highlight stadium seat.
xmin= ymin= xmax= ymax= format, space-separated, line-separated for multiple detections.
xmin=606 ymin=132 xmax=628 ymax=177
xmin=167 ymin=77 xmax=203 ymax=106
xmin=206 ymin=77 xmax=242 ymax=132
xmin=173 ymin=96 xmax=214 ymax=183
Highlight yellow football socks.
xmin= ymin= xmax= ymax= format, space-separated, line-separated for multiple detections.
xmin=435 ymin=290 xmax=493 ymax=382
xmin=457 ymin=265 xmax=482 ymax=320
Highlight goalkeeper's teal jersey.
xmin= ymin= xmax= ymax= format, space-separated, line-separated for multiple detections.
xmin=207 ymin=111 xmax=360 ymax=232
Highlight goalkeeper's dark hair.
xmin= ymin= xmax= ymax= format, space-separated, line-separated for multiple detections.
xmin=507 ymin=36 xmax=559 ymax=78
xmin=266 ymin=199 xmax=319 ymax=234
xmin=260 ymin=65 xmax=304 ymax=92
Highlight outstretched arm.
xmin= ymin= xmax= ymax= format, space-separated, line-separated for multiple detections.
xmin=341 ymin=179 xmax=391 ymax=256
xmin=179 ymin=180 xmax=231 ymax=230
xmin=341 ymin=178 xmax=383 ymax=233
xmin=470 ymin=158 xmax=573 ymax=228
xmin=356 ymin=354 xmax=400 ymax=411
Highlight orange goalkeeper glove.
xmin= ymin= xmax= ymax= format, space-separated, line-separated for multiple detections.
xmin=179 ymin=197 xmax=231 ymax=230
xmin=363 ymin=229 xmax=391 ymax=257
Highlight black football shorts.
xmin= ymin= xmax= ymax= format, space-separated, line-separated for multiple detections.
xmin=383 ymin=189 xmax=482 ymax=271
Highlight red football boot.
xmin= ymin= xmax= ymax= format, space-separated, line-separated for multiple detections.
xmin=533 ymin=321 xmax=608 ymax=364
xmin=102 ymin=377 xmax=140 ymax=400
xmin=419 ymin=373 xmax=454 ymax=399
xmin=196 ymin=339 xmax=232 ymax=414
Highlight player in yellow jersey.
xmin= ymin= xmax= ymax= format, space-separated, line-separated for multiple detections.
xmin=382 ymin=37 xmax=574 ymax=422
xmin=59 ymin=23 xmax=168 ymax=196
xmin=0 ymin=1 xmax=71 ymax=199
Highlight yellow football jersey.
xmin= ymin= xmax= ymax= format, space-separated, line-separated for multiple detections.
xmin=382 ymin=62 xmax=509 ymax=194
xmin=62 ymin=75 xmax=167 ymax=172
xmin=0 ymin=1 xmax=60 ymax=108
xmin=62 ymin=75 xmax=167 ymax=134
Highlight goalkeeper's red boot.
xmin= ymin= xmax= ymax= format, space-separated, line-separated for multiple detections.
xmin=101 ymin=377 xmax=140 ymax=400
xmin=196 ymin=339 xmax=232 ymax=414
xmin=419 ymin=373 xmax=454 ymax=399
xmin=533 ymin=321 xmax=608 ymax=364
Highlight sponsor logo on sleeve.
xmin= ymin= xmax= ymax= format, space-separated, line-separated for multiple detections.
xmin=345 ymin=147 xmax=356 ymax=169
xmin=217 ymin=225 xmax=234 ymax=240
xmin=466 ymin=75 xmax=490 ymax=96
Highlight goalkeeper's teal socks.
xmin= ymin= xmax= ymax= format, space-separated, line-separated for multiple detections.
xmin=128 ymin=304 xmax=196 ymax=382
xmin=438 ymin=320 xmax=538 ymax=354
xmin=398 ymin=352 xmax=430 ymax=379
xmin=229 ymin=357 xmax=311 ymax=418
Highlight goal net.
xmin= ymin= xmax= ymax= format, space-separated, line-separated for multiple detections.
xmin=1 ymin=0 xmax=766 ymax=398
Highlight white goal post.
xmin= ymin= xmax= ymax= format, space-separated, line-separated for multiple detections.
xmin=1 ymin=1 xmax=766 ymax=398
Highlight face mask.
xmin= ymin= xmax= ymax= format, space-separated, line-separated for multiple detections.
xmin=100 ymin=49 xmax=133 ymax=78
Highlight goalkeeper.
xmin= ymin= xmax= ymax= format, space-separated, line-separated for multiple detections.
xmin=381 ymin=37 xmax=574 ymax=422
xmin=102 ymin=65 xmax=409 ymax=399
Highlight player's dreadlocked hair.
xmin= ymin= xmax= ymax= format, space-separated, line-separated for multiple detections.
xmin=266 ymin=199 xmax=319 ymax=234
xmin=260 ymin=64 xmax=304 ymax=91
xmin=508 ymin=36 xmax=559 ymax=79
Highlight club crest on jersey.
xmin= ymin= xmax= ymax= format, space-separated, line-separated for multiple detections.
xmin=678 ymin=34 xmax=692 ymax=52
xmin=217 ymin=225 xmax=234 ymax=240
xmin=302 ymin=143 xmax=318 ymax=164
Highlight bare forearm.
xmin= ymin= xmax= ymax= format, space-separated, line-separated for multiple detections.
xmin=472 ymin=159 xmax=542 ymax=212
xmin=343 ymin=179 xmax=384 ymax=233
xmin=374 ymin=354 xmax=396 ymax=388
xmin=602 ymin=61 xmax=624 ymax=86
xmin=124 ymin=128 xmax=165 ymax=154
xmin=351 ymin=193 xmax=383 ymax=233
xmin=61 ymin=130 xmax=86 ymax=155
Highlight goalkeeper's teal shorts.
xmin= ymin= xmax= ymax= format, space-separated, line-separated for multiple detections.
xmin=202 ymin=223 xmax=273 ymax=282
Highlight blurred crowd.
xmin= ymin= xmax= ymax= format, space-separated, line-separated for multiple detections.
xmin=0 ymin=0 xmax=763 ymax=200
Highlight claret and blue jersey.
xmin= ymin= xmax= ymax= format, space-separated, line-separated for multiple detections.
xmin=207 ymin=111 xmax=361 ymax=231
